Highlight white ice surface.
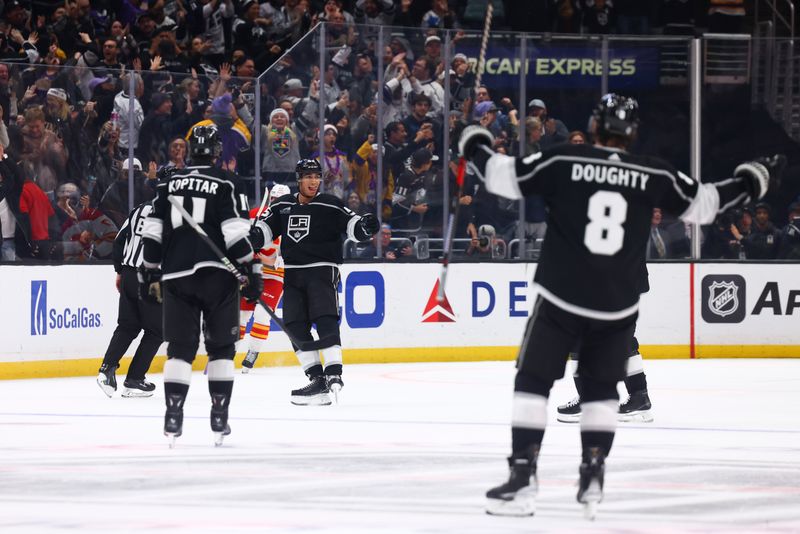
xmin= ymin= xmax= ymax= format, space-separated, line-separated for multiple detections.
xmin=1 ymin=359 xmax=799 ymax=533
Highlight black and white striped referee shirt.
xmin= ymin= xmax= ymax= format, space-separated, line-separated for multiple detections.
xmin=113 ymin=201 xmax=154 ymax=272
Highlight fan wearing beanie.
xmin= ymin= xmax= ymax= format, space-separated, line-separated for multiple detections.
xmin=261 ymin=107 xmax=300 ymax=185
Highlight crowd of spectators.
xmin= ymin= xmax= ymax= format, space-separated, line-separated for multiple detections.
xmin=0 ymin=0 xmax=795 ymax=264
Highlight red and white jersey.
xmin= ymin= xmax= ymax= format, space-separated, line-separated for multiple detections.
xmin=249 ymin=206 xmax=284 ymax=281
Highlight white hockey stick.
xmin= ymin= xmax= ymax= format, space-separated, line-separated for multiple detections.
xmin=438 ymin=2 xmax=494 ymax=303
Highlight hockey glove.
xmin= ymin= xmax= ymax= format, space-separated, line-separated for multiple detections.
xmin=458 ymin=125 xmax=494 ymax=160
xmin=137 ymin=267 xmax=162 ymax=304
xmin=239 ymin=261 xmax=264 ymax=304
xmin=357 ymin=213 xmax=380 ymax=237
xmin=248 ymin=224 xmax=266 ymax=250
xmin=735 ymin=154 xmax=786 ymax=200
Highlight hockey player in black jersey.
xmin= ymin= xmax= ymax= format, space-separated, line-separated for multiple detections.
xmin=251 ymin=159 xmax=380 ymax=405
xmin=459 ymin=93 xmax=784 ymax=518
xmin=140 ymin=125 xmax=262 ymax=447
xmin=96 ymin=199 xmax=161 ymax=398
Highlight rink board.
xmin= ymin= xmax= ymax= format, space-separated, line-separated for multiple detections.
xmin=1 ymin=263 xmax=798 ymax=378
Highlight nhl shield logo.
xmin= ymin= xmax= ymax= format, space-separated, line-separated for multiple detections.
xmin=701 ymin=275 xmax=746 ymax=323
xmin=707 ymin=281 xmax=738 ymax=317
xmin=287 ymin=215 xmax=310 ymax=242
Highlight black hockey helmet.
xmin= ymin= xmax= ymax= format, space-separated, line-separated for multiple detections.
xmin=592 ymin=93 xmax=640 ymax=140
xmin=188 ymin=125 xmax=221 ymax=159
xmin=296 ymin=158 xmax=322 ymax=180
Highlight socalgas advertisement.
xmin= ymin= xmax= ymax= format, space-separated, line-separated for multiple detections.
xmin=1 ymin=263 xmax=798 ymax=378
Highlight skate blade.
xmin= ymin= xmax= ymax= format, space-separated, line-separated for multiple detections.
xmin=241 ymin=367 xmax=251 ymax=374
xmin=578 ymin=481 xmax=603 ymax=520
xmin=485 ymin=489 xmax=536 ymax=517
xmin=121 ymin=388 xmax=154 ymax=398
xmin=556 ymin=413 xmax=581 ymax=423
xmin=330 ymin=383 xmax=342 ymax=404
xmin=583 ymin=500 xmax=598 ymax=520
xmin=165 ymin=432 xmax=180 ymax=448
xmin=213 ymin=432 xmax=225 ymax=447
xmin=96 ymin=377 xmax=115 ymax=398
xmin=618 ymin=409 xmax=653 ymax=423
xmin=290 ymin=393 xmax=332 ymax=406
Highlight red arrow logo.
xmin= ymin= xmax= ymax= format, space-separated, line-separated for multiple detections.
xmin=422 ymin=279 xmax=456 ymax=323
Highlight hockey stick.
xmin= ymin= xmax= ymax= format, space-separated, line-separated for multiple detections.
xmin=437 ymin=2 xmax=493 ymax=303
xmin=166 ymin=195 xmax=335 ymax=352
xmin=253 ymin=185 xmax=270 ymax=222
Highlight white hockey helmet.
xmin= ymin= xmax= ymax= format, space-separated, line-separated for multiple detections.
xmin=268 ymin=183 xmax=291 ymax=204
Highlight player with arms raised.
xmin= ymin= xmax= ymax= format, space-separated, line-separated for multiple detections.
xmin=250 ymin=160 xmax=380 ymax=405
xmin=458 ymin=94 xmax=783 ymax=518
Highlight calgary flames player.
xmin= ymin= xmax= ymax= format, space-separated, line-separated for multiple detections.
xmin=240 ymin=183 xmax=291 ymax=372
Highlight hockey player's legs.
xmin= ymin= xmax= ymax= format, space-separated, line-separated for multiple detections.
xmin=161 ymin=276 xmax=205 ymax=445
xmin=282 ymin=270 xmax=333 ymax=405
xmin=239 ymin=298 xmax=256 ymax=339
xmin=102 ymin=269 xmax=143 ymax=368
xmin=98 ymin=269 xmax=142 ymax=397
xmin=620 ymin=335 xmax=653 ymax=422
xmin=198 ymin=271 xmax=238 ymax=442
xmin=198 ymin=270 xmax=240 ymax=360
xmin=305 ymin=267 xmax=343 ymax=400
xmin=487 ymin=297 xmax=575 ymax=516
xmin=572 ymin=314 xmax=636 ymax=515
xmin=126 ymin=272 xmax=163 ymax=385
xmin=242 ymin=277 xmax=284 ymax=371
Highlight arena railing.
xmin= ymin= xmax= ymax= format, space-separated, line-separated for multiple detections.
xmin=1 ymin=26 xmax=798 ymax=264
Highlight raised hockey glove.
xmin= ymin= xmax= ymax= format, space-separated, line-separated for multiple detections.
xmin=458 ymin=125 xmax=494 ymax=160
xmin=735 ymin=154 xmax=786 ymax=200
xmin=248 ymin=224 xmax=266 ymax=250
xmin=137 ymin=267 xmax=162 ymax=304
xmin=357 ymin=213 xmax=380 ymax=237
xmin=239 ymin=261 xmax=263 ymax=304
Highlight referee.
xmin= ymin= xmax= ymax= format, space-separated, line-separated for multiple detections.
xmin=96 ymin=199 xmax=162 ymax=398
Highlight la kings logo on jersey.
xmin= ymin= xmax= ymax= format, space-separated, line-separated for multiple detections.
xmin=287 ymin=215 xmax=311 ymax=242
xmin=701 ymin=275 xmax=746 ymax=323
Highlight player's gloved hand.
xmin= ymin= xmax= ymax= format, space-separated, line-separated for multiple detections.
xmin=358 ymin=213 xmax=380 ymax=236
xmin=137 ymin=266 xmax=162 ymax=304
xmin=458 ymin=125 xmax=494 ymax=160
xmin=248 ymin=224 xmax=265 ymax=250
xmin=735 ymin=154 xmax=786 ymax=200
xmin=239 ymin=261 xmax=263 ymax=304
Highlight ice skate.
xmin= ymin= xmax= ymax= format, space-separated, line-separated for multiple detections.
xmin=556 ymin=396 xmax=581 ymax=423
xmin=577 ymin=447 xmax=605 ymax=520
xmin=241 ymin=349 xmax=259 ymax=373
xmin=121 ymin=378 xmax=156 ymax=398
xmin=326 ymin=375 xmax=343 ymax=404
xmin=164 ymin=394 xmax=185 ymax=448
xmin=486 ymin=448 xmax=539 ymax=516
xmin=210 ymin=393 xmax=231 ymax=447
xmin=96 ymin=364 xmax=118 ymax=398
xmin=618 ymin=390 xmax=653 ymax=423
xmin=291 ymin=375 xmax=332 ymax=406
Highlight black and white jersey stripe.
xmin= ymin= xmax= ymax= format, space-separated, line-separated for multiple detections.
xmin=118 ymin=203 xmax=153 ymax=269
